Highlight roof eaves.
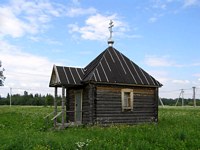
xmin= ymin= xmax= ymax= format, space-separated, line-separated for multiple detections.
xmin=92 ymin=81 xmax=162 ymax=88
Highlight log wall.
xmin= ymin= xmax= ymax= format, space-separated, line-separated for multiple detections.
xmin=66 ymin=84 xmax=159 ymax=125
xmin=66 ymin=84 xmax=95 ymax=124
xmin=95 ymin=85 xmax=158 ymax=124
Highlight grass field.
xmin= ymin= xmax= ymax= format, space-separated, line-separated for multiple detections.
xmin=0 ymin=106 xmax=200 ymax=150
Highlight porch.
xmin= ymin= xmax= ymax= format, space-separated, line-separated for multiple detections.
xmin=44 ymin=86 xmax=83 ymax=129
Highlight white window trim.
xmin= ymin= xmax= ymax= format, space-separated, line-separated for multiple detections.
xmin=121 ymin=89 xmax=134 ymax=112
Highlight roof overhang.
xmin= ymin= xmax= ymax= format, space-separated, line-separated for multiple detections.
xmin=82 ymin=81 xmax=162 ymax=88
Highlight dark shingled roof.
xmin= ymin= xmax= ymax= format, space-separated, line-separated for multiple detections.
xmin=49 ymin=47 xmax=162 ymax=87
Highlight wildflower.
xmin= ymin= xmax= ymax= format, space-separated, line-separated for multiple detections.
xmin=75 ymin=139 xmax=92 ymax=150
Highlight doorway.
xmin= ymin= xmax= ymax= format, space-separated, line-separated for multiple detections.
xmin=74 ymin=90 xmax=82 ymax=124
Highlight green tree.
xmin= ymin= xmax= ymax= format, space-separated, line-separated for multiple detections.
xmin=45 ymin=94 xmax=54 ymax=106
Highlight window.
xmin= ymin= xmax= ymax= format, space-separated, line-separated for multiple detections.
xmin=121 ymin=89 xmax=133 ymax=111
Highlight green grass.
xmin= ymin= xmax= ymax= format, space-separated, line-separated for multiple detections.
xmin=0 ymin=106 xmax=200 ymax=150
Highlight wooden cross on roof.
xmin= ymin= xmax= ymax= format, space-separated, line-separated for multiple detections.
xmin=108 ymin=20 xmax=114 ymax=47
xmin=108 ymin=20 xmax=114 ymax=40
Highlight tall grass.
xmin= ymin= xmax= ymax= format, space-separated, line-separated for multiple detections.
xmin=0 ymin=106 xmax=200 ymax=149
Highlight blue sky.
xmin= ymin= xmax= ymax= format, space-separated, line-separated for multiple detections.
xmin=0 ymin=0 xmax=200 ymax=98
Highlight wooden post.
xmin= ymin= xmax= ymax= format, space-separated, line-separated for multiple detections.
xmin=154 ymin=88 xmax=159 ymax=123
xmin=54 ymin=87 xmax=58 ymax=127
xmin=66 ymin=88 xmax=69 ymax=123
xmin=193 ymin=87 xmax=196 ymax=107
xmin=159 ymin=97 xmax=164 ymax=107
xmin=62 ymin=86 xmax=65 ymax=129
xmin=10 ymin=87 xmax=12 ymax=107
xmin=181 ymin=89 xmax=184 ymax=107
xmin=88 ymin=84 xmax=95 ymax=125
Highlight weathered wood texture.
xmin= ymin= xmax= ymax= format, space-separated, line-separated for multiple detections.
xmin=154 ymin=87 xmax=159 ymax=122
xmin=66 ymin=85 xmax=95 ymax=124
xmin=66 ymin=84 xmax=158 ymax=125
xmin=95 ymin=85 xmax=157 ymax=124
xmin=66 ymin=88 xmax=75 ymax=122
xmin=82 ymin=85 xmax=91 ymax=124
xmin=54 ymin=87 xmax=57 ymax=127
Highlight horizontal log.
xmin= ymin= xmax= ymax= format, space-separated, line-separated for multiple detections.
xmin=96 ymin=110 xmax=154 ymax=115
xmin=96 ymin=95 xmax=118 ymax=97
xmin=97 ymin=94 xmax=155 ymax=100
xmin=95 ymin=117 xmax=155 ymax=123
xmin=96 ymin=102 xmax=154 ymax=106
xmin=96 ymin=116 xmax=154 ymax=120
xmin=96 ymin=99 xmax=115 ymax=103
xmin=97 ymin=86 xmax=155 ymax=92
xmin=95 ymin=119 xmax=154 ymax=124
xmin=96 ymin=105 xmax=154 ymax=110
xmin=134 ymin=100 xmax=154 ymax=103
xmin=96 ymin=101 xmax=154 ymax=106
xmin=95 ymin=111 xmax=155 ymax=115
xmin=96 ymin=100 xmax=120 ymax=104
xmin=97 ymin=86 xmax=121 ymax=91
xmin=134 ymin=102 xmax=154 ymax=105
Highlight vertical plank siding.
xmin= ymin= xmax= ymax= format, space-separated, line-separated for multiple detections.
xmin=82 ymin=85 xmax=91 ymax=124
xmin=66 ymin=88 xmax=75 ymax=122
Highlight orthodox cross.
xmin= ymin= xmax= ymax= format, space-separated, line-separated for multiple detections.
xmin=108 ymin=20 xmax=114 ymax=40
xmin=107 ymin=20 xmax=114 ymax=47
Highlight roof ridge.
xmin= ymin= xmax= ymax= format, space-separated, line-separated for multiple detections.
xmin=82 ymin=48 xmax=109 ymax=80
xmin=50 ymin=47 xmax=162 ymax=87
xmin=56 ymin=65 xmax=83 ymax=70
xmin=87 ymin=48 xmax=111 ymax=81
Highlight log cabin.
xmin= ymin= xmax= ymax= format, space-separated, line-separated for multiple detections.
xmin=49 ymin=21 xmax=162 ymax=127
xmin=49 ymin=46 xmax=162 ymax=126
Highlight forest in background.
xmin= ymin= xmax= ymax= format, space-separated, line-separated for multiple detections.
xmin=160 ymin=98 xmax=200 ymax=106
xmin=0 ymin=91 xmax=200 ymax=106
xmin=0 ymin=91 xmax=62 ymax=106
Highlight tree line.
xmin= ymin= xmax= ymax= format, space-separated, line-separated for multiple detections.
xmin=0 ymin=91 xmax=62 ymax=106
xmin=0 ymin=91 xmax=199 ymax=106
xmin=159 ymin=98 xmax=200 ymax=106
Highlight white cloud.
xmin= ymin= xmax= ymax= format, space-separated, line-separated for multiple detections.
xmin=0 ymin=0 xmax=65 ymax=38
xmin=71 ymin=0 xmax=81 ymax=6
xmin=68 ymin=13 xmax=129 ymax=41
xmin=147 ymin=0 xmax=200 ymax=24
xmin=78 ymin=51 xmax=92 ymax=55
xmin=193 ymin=73 xmax=200 ymax=77
xmin=147 ymin=70 xmax=170 ymax=84
xmin=183 ymin=0 xmax=200 ymax=7
xmin=192 ymin=62 xmax=200 ymax=66
xmin=126 ymin=35 xmax=143 ymax=38
xmin=29 ymin=36 xmax=63 ymax=45
xmin=148 ymin=17 xmax=158 ymax=23
xmin=66 ymin=7 xmax=97 ymax=17
xmin=0 ymin=40 xmax=56 ymax=96
xmin=144 ymin=55 xmax=198 ymax=68
xmin=172 ymin=80 xmax=190 ymax=84
xmin=151 ymin=0 xmax=167 ymax=9
xmin=145 ymin=55 xmax=175 ymax=67
xmin=0 ymin=7 xmax=31 ymax=38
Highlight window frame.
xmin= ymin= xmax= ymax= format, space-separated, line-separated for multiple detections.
xmin=121 ymin=89 xmax=134 ymax=112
